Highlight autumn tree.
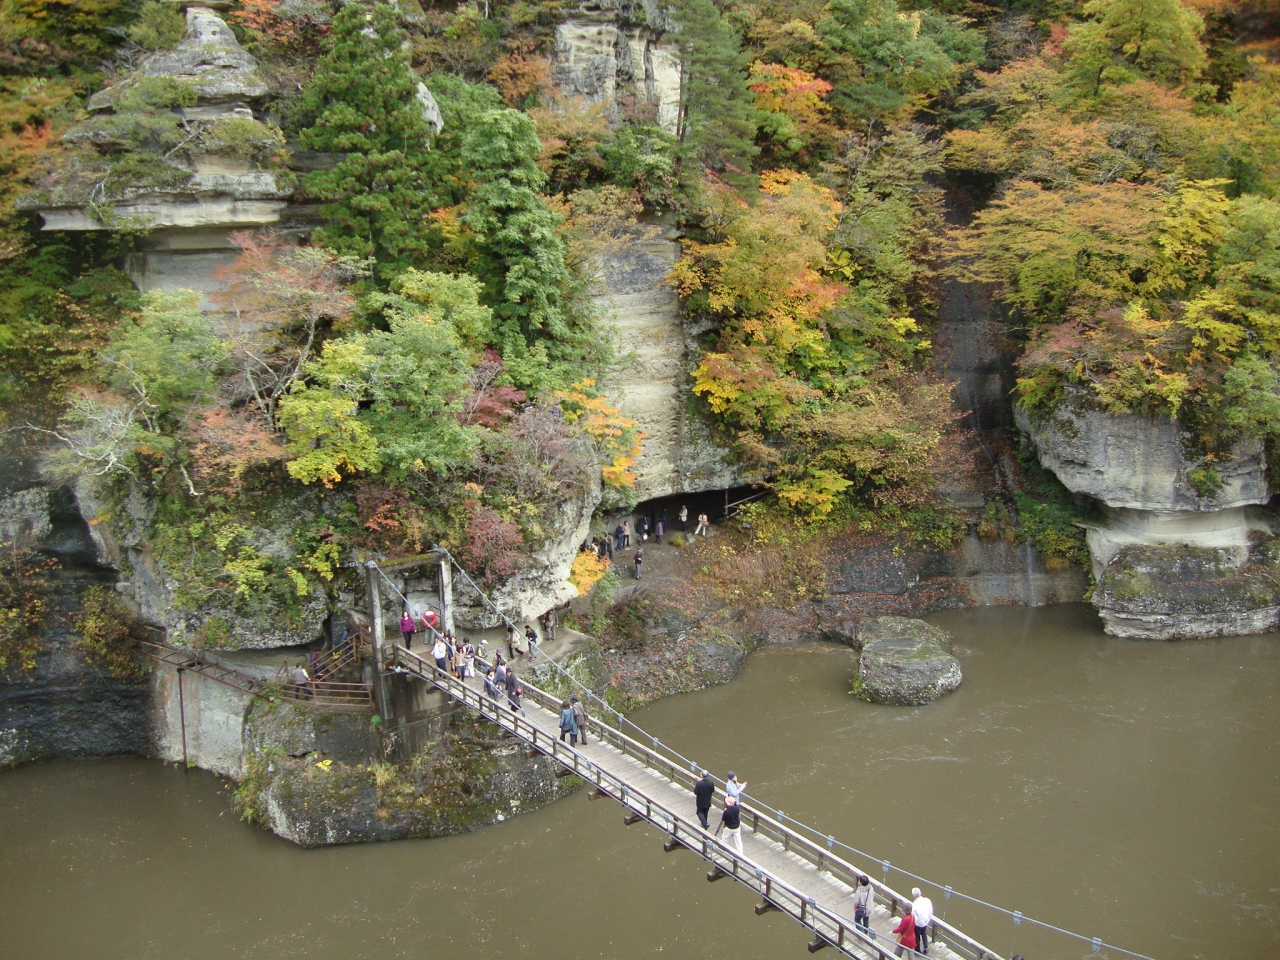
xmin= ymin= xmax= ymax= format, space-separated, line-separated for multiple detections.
xmin=1065 ymin=0 xmax=1206 ymax=95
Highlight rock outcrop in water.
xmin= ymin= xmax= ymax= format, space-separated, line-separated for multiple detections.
xmin=1017 ymin=396 xmax=1280 ymax=639
xmin=854 ymin=616 xmax=962 ymax=706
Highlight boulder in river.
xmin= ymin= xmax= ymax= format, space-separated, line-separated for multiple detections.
xmin=855 ymin=616 xmax=961 ymax=706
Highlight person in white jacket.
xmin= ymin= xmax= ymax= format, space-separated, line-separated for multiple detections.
xmin=911 ymin=887 xmax=934 ymax=955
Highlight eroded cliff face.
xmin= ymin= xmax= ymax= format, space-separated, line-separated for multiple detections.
xmin=553 ymin=0 xmax=680 ymax=131
xmin=1017 ymin=399 xmax=1280 ymax=638
xmin=596 ymin=235 xmax=741 ymax=502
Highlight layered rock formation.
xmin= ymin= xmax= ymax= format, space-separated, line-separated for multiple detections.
xmin=596 ymin=233 xmax=741 ymax=502
xmin=553 ymin=0 xmax=680 ymax=131
xmin=17 ymin=6 xmax=293 ymax=307
xmin=1017 ymin=398 xmax=1280 ymax=638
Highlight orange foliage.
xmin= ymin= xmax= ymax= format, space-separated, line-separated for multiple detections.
xmin=487 ymin=52 xmax=555 ymax=107
xmin=554 ymin=379 xmax=645 ymax=491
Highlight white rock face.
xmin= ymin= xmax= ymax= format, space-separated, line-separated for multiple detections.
xmin=596 ymin=235 xmax=741 ymax=501
xmin=1017 ymin=398 xmax=1279 ymax=638
xmin=1015 ymin=403 xmax=1268 ymax=512
xmin=553 ymin=0 xmax=681 ymax=132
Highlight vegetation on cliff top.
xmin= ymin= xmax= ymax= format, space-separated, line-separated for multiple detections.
xmin=1 ymin=0 xmax=1277 ymax=628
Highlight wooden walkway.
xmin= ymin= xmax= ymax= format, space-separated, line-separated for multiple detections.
xmin=386 ymin=645 xmax=1005 ymax=960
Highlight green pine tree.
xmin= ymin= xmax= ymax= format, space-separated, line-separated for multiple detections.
xmin=459 ymin=108 xmax=597 ymax=382
xmin=667 ymin=0 xmax=759 ymax=184
xmin=297 ymin=3 xmax=439 ymax=278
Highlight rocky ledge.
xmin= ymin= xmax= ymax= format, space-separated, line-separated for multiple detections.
xmin=854 ymin=617 xmax=962 ymax=706
xmin=1017 ymin=396 xmax=1280 ymax=639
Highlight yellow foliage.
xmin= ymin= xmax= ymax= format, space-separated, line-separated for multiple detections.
xmin=554 ymin=379 xmax=645 ymax=491
xmin=570 ymin=550 xmax=610 ymax=595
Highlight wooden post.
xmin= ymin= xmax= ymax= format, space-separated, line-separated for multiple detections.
xmin=176 ymin=666 xmax=188 ymax=769
xmin=364 ymin=561 xmax=390 ymax=720
xmin=437 ymin=555 xmax=454 ymax=636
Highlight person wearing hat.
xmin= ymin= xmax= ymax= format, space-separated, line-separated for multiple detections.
xmin=725 ymin=771 xmax=746 ymax=801
xmin=570 ymin=695 xmax=588 ymax=745
xmin=911 ymin=887 xmax=934 ymax=955
xmin=693 ymin=770 xmax=715 ymax=828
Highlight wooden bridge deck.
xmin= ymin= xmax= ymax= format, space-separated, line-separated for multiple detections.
xmin=386 ymin=645 xmax=1003 ymax=960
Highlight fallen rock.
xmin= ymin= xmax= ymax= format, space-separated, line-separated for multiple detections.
xmin=855 ymin=616 xmax=961 ymax=706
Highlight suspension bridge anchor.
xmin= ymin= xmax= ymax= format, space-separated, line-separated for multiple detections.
xmin=587 ymin=788 xmax=605 ymax=801
xmin=755 ymin=900 xmax=779 ymax=916
xmin=707 ymin=865 xmax=728 ymax=882
xmin=554 ymin=766 xmax=576 ymax=778
xmin=806 ymin=935 xmax=829 ymax=953
xmin=663 ymin=835 xmax=684 ymax=853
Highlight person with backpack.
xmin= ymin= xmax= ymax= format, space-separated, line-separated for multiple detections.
xmin=559 ymin=700 xmax=579 ymax=746
xmin=634 ymin=547 xmax=644 ymax=580
xmin=399 ymin=610 xmax=416 ymax=649
xmin=851 ymin=875 xmax=874 ymax=934
xmin=570 ymin=695 xmax=588 ymax=745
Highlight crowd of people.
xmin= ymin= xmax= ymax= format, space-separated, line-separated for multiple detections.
xmin=385 ymin=599 xmax=976 ymax=959
xmin=583 ymin=505 xmax=716 ymax=582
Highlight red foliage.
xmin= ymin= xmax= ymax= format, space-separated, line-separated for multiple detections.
xmin=185 ymin=406 xmax=284 ymax=494
xmin=457 ymin=501 xmax=523 ymax=585
xmin=460 ymin=350 xmax=527 ymax=428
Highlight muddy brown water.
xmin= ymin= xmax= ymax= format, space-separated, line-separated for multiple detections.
xmin=2 ymin=604 xmax=1278 ymax=960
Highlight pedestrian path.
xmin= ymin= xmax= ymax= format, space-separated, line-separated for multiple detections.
xmin=386 ymin=644 xmax=998 ymax=960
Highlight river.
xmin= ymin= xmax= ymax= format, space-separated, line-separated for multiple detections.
xmin=1 ymin=604 xmax=1277 ymax=959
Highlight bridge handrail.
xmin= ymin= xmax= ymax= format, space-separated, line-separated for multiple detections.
xmin=391 ymin=552 xmax=1158 ymax=960
xmin=388 ymin=642 xmax=1000 ymax=960
xmin=388 ymin=644 xmax=932 ymax=960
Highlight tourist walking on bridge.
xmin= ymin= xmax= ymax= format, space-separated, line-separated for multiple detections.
xmin=570 ymin=695 xmax=588 ymax=744
xmin=851 ymin=875 xmax=874 ymax=934
xmin=484 ymin=668 xmax=500 ymax=702
xmin=399 ymin=610 xmax=416 ymax=650
xmin=694 ymin=770 xmax=714 ymax=828
xmin=911 ymin=888 xmax=933 ymax=955
xmin=432 ymin=635 xmax=448 ymax=673
xmin=725 ymin=771 xmax=746 ymax=801
xmin=559 ymin=700 xmax=579 ymax=746
xmin=717 ymin=794 xmax=744 ymax=854
xmin=892 ymin=913 xmax=917 ymax=958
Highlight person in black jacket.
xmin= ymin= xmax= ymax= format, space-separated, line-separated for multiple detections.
xmin=716 ymin=794 xmax=743 ymax=854
xmin=694 ymin=770 xmax=715 ymax=828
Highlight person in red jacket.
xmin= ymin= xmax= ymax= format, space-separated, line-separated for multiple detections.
xmin=420 ymin=607 xmax=438 ymax=635
xmin=892 ymin=913 xmax=917 ymax=957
